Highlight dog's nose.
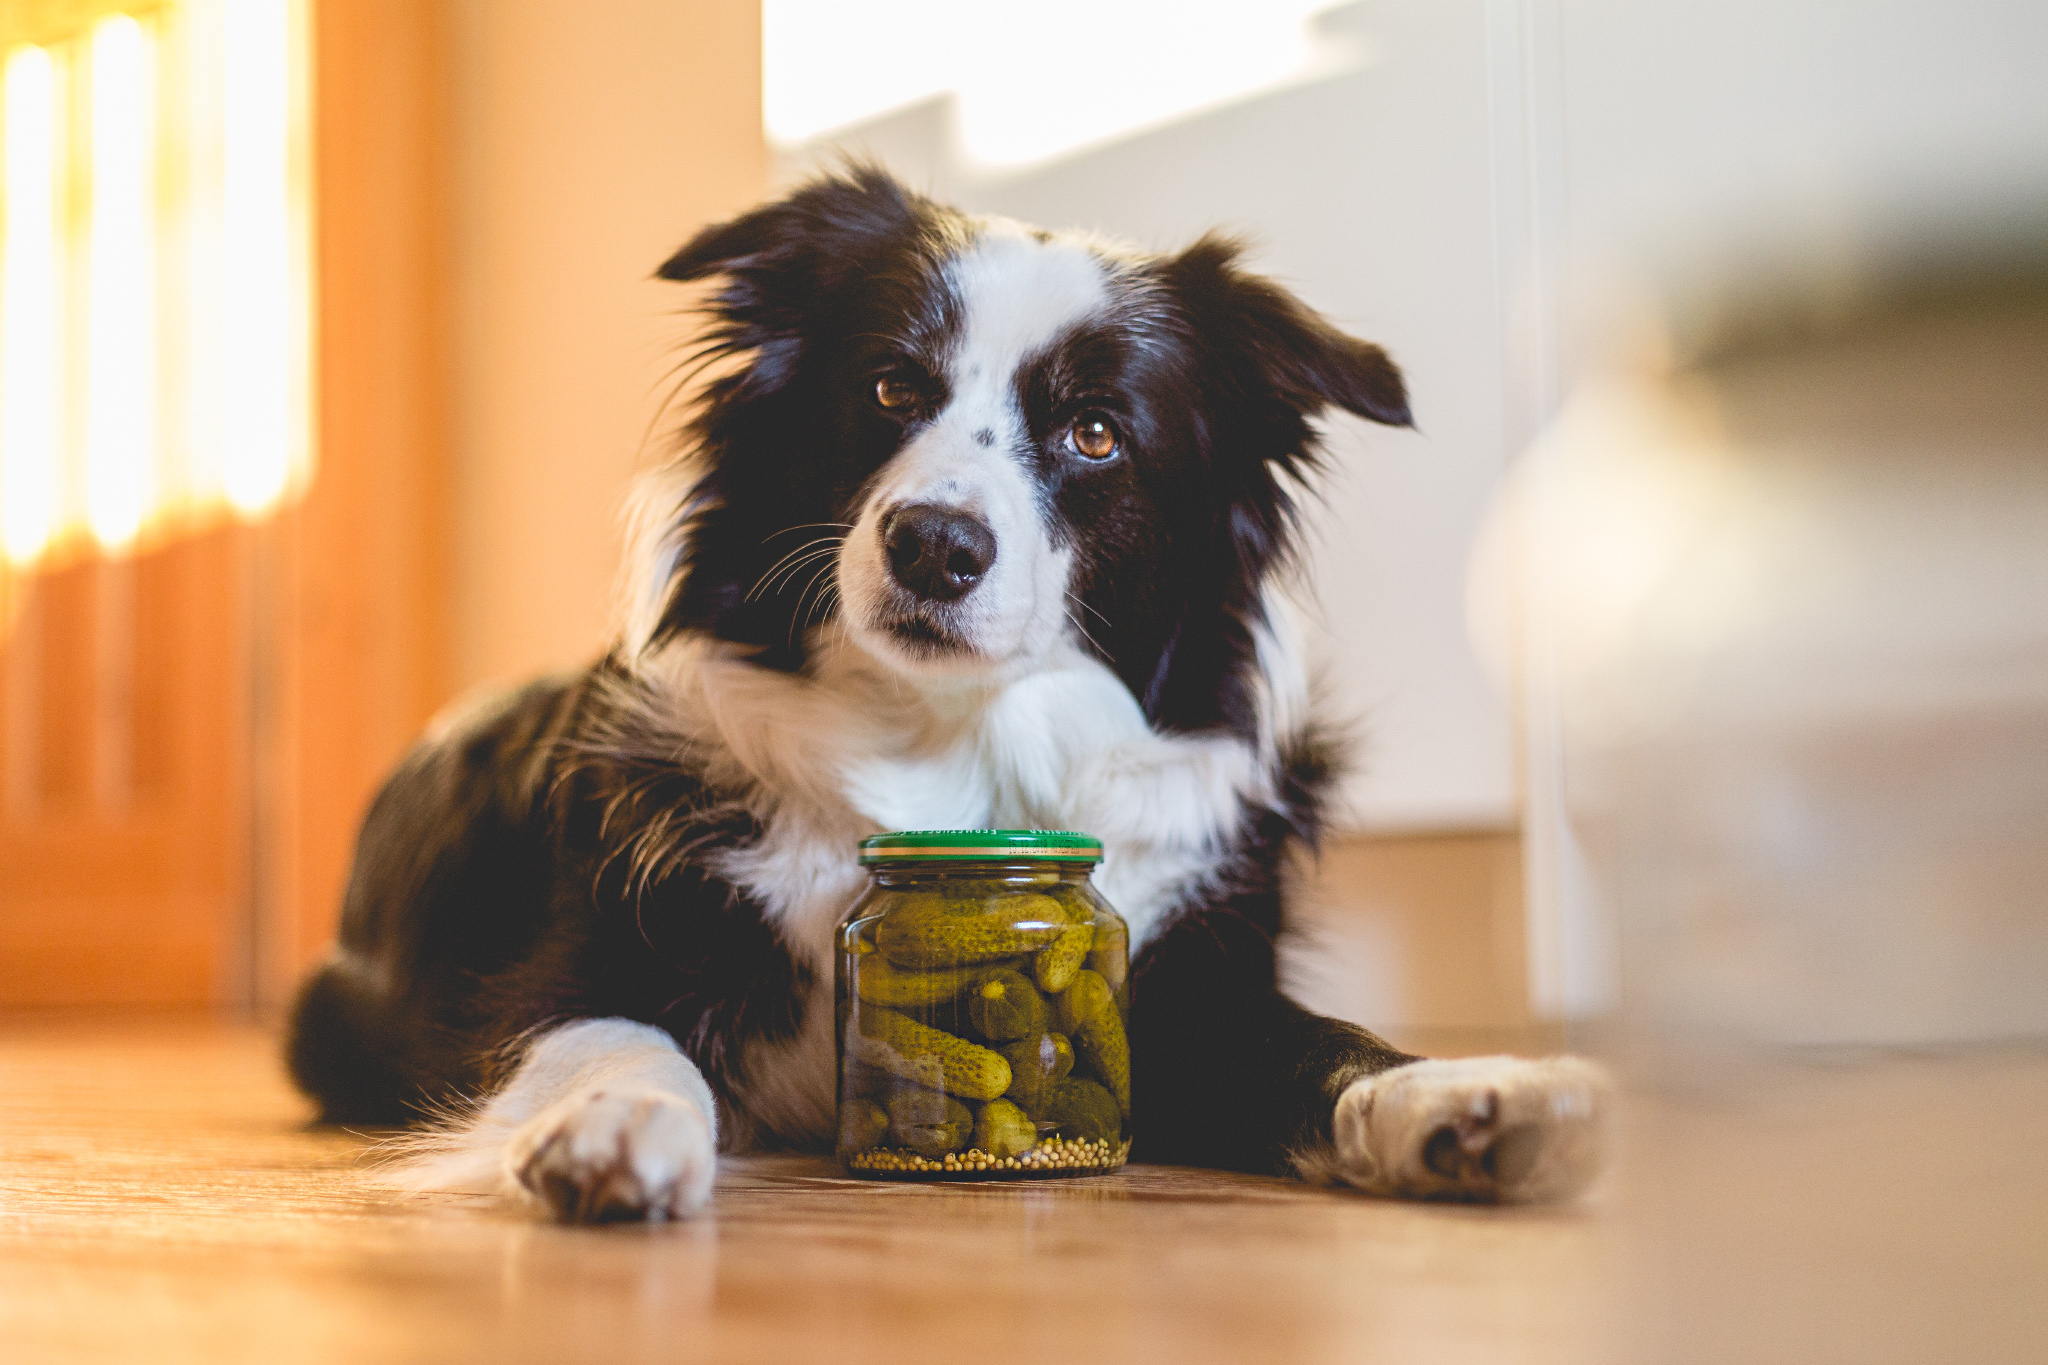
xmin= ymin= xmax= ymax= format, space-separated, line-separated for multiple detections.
xmin=882 ymin=504 xmax=997 ymax=602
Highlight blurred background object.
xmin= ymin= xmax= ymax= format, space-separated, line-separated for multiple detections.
xmin=1526 ymin=255 xmax=2048 ymax=1051
xmin=1574 ymin=255 xmax=2048 ymax=1359
xmin=1465 ymin=8 xmax=2048 ymax=1356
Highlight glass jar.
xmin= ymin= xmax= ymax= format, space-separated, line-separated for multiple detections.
xmin=835 ymin=829 xmax=1131 ymax=1180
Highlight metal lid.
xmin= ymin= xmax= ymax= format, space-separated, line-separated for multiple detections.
xmin=858 ymin=829 xmax=1103 ymax=865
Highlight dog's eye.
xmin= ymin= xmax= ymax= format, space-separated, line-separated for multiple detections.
xmin=1069 ymin=414 xmax=1120 ymax=461
xmin=874 ymin=375 xmax=920 ymax=410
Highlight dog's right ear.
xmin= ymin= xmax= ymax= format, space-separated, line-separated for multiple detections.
xmin=1159 ymin=234 xmax=1411 ymax=431
xmin=656 ymin=163 xmax=926 ymax=300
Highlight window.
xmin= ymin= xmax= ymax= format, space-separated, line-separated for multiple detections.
xmin=0 ymin=0 xmax=309 ymax=584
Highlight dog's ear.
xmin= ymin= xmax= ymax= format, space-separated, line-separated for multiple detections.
xmin=656 ymin=163 xmax=926 ymax=298
xmin=1160 ymin=234 xmax=1411 ymax=429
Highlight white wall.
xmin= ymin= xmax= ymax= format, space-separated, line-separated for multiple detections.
xmin=1553 ymin=0 xmax=2048 ymax=306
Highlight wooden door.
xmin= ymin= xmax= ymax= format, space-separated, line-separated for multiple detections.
xmin=0 ymin=535 xmax=247 ymax=1003
xmin=0 ymin=0 xmax=448 ymax=1009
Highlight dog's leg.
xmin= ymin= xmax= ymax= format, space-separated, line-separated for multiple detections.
xmin=1134 ymin=906 xmax=1611 ymax=1203
xmin=1321 ymin=1053 xmax=1610 ymax=1203
xmin=390 ymin=1018 xmax=718 ymax=1223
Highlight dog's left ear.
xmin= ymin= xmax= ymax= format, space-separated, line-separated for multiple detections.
xmin=1161 ymin=234 xmax=1411 ymax=429
xmin=654 ymin=163 xmax=925 ymax=300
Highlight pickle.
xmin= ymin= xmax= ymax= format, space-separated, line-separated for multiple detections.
xmin=966 ymin=968 xmax=1047 ymax=1041
xmin=1033 ymin=916 xmax=1094 ymax=994
xmin=900 ymin=988 xmax=980 ymax=1039
xmin=1045 ymin=1077 xmax=1121 ymax=1143
xmin=1001 ymin=1031 xmax=1074 ymax=1115
xmin=1086 ymin=918 xmax=1128 ymax=992
xmin=1076 ymin=1010 xmax=1130 ymax=1117
xmin=876 ymin=895 xmax=1068 ymax=969
xmin=973 ymin=1098 xmax=1038 ymax=1159
xmin=854 ymin=955 xmax=982 ymax=1008
xmin=838 ymin=1097 xmax=890 ymax=1151
xmin=888 ymin=1087 xmax=974 ymax=1158
xmin=1053 ymin=971 xmax=1130 ymax=1116
xmin=845 ymin=1060 xmax=895 ymax=1103
xmin=852 ymin=1005 xmax=1013 ymax=1101
xmin=1052 ymin=969 xmax=1114 ymax=1033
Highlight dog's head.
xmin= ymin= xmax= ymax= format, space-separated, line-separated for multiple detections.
xmin=646 ymin=166 xmax=1408 ymax=737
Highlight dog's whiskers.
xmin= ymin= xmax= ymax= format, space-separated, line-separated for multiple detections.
xmin=764 ymin=522 xmax=854 ymax=538
xmin=1065 ymin=592 xmax=1109 ymax=657
xmin=806 ymin=581 xmax=842 ymax=633
xmin=745 ymin=536 xmax=845 ymax=602
xmin=786 ymin=558 xmax=840 ymax=648
xmin=1067 ymin=592 xmax=1112 ymax=630
xmin=756 ymin=545 xmax=842 ymax=599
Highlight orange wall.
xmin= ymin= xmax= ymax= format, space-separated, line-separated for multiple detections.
xmin=278 ymin=0 xmax=766 ymax=998
xmin=444 ymin=0 xmax=767 ymax=695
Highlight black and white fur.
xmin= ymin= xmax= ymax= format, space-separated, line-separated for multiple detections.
xmin=287 ymin=168 xmax=1607 ymax=1222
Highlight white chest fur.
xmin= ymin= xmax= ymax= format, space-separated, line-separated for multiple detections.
xmin=692 ymin=633 xmax=1281 ymax=965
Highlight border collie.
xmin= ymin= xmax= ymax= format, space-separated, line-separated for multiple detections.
xmin=286 ymin=167 xmax=1608 ymax=1221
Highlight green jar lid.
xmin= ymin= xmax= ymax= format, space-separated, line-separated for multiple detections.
xmin=858 ymin=829 xmax=1103 ymax=865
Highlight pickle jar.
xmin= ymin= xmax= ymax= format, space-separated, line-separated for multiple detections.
xmin=835 ymin=829 xmax=1131 ymax=1180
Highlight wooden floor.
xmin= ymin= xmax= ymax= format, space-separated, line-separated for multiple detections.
xmin=3 ymin=1017 xmax=2043 ymax=1364
xmin=0 ymin=1015 xmax=1612 ymax=1364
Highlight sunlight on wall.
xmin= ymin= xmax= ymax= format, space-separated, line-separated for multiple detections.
xmin=219 ymin=0 xmax=296 ymax=515
xmin=0 ymin=0 xmax=308 ymax=573
xmin=1 ymin=43 xmax=59 ymax=564
xmin=86 ymin=16 xmax=157 ymax=550
xmin=764 ymin=0 xmax=1343 ymax=169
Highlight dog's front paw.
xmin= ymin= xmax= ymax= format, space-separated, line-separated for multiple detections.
xmin=1328 ymin=1056 xmax=1611 ymax=1204
xmin=506 ymin=1086 xmax=716 ymax=1223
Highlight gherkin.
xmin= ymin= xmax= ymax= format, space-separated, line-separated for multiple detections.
xmin=1052 ymin=969 xmax=1115 ymax=1033
xmin=1045 ymin=1077 xmax=1121 ymax=1143
xmin=1001 ymin=1031 xmax=1074 ymax=1115
xmin=837 ymin=1097 xmax=890 ymax=1152
xmin=877 ymin=895 xmax=1068 ymax=969
xmin=853 ymin=954 xmax=982 ymax=1008
xmin=1086 ymin=917 xmax=1128 ymax=992
xmin=1053 ymin=971 xmax=1129 ymax=1116
xmin=843 ymin=1059 xmax=894 ymax=1103
xmin=973 ymin=1098 xmax=1038 ymax=1159
xmin=966 ymin=968 xmax=1047 ymax=1041
xmin=1034 ymin=915 xmax=1095 ymax=994
xmin=887 ymin=1087 xmax=974 ymax=1157
xmin=853 ymin=1005 xmax=1013 ymax=1101
xmin=1076 ymin=1008 xmax=1129 ymax=1118
xmin=899 ymin=985 xmax=980 ymax=1039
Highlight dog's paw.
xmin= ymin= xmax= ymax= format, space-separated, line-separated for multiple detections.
xmin=505 ymin=1086 xmax=716 ymax=1224
xmin=1327 ymin=1055 xmax=1611 ymax=1204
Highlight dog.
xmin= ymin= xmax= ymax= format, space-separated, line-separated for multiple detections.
xmin=286 ymin=166 xmax=1608 ymax=1222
